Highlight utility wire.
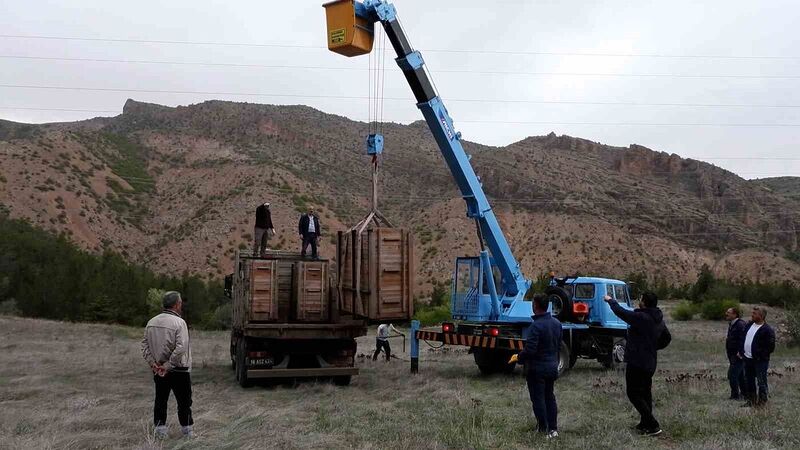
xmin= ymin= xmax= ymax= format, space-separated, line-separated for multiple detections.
xmin=2 ymin=34 xmax=798 ymax=60
xmin=3 ymin=84 xmax=800 ymax=109
xmin=3 ymin=86 xmax=800 ymax=127
xmin=5 ymin=54 xmax=799 ymax=80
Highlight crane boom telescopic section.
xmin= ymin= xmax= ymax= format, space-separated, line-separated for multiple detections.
xmin=324 ymin=0 xmax=530 ymax=313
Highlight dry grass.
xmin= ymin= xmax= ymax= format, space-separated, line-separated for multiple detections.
xmin=1 ymin=306 xmax=799 ymax=449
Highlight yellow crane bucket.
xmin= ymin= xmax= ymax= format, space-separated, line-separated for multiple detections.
xmin=323 ymin=0 xmax=374 ymax=57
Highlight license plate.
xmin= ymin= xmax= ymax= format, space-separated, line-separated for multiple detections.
xmin=250 ymin=358 xmax=273 ymax=367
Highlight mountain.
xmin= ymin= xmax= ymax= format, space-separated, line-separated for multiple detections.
xmin=1 ymin=99 xmax=798 ymax=292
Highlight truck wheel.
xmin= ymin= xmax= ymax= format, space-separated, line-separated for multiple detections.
xmin=545 ymin=286 xmax=573 ymax=322
xmin=333 ymin=376 xmax=352 ymax=386
xmin=557 ymin=341 xmax=571 ymax=376
xmin=236 ymin=338 xmax=252 ymax=388
xmin=473 ymin=348 xmax=516 ymax=375
xmin=230 ymin=335 xmax=237 ymax=371
xmin=600 ymin=338 xmax=626 ymax=370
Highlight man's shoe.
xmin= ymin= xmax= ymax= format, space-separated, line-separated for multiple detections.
xmin=631 ymin=423 xmax=646 ymax=433
xmin=546 ymin=430 xmax=559 ymax=439
xmin=642 ymin=428 xmax=663 ymax=437
xmin=154 ymin=425 xmax=168 ymax=439
xmin=181 ymin=425 xmax=194 ymax=438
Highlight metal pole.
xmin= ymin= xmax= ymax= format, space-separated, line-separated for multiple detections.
xmin=410 ymin=319 xmax=419 ymax=374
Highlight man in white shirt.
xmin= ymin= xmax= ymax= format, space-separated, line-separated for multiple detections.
xmin=738 ymin=306 xmax=776 ymax=407
xmin=373 ymin=323 xmax=400 ymax=361
xmin=298 ymin=207 xmax=321 ymax=258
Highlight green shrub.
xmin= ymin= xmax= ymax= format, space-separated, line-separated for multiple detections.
xmin=699 ymin=299 xmax=739 ymax=321
xmin=672 ymin=301 xmax=695 ymax=321
xmin=414 ymin=304 xmax=451 ymax=326
xmin=787 ymin=308 xmax=800 ymax=347
xmin=0 ymin=299 xmax=20 ymax=316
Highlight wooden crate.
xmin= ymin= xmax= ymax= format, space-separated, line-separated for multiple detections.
xmin=294 ymin=261 xmax=329 ymax=322
xmin=337 ymin=227 xmax=414 ymax=322
xmin=232 ymin=255 xmax=332 ymax=327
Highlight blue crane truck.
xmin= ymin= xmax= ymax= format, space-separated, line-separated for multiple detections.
xmin=323 ymin=0 xmax=633 ymax=375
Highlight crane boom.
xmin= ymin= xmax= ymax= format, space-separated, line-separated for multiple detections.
xmin=324 ymin=0 xmax=531 ymax=319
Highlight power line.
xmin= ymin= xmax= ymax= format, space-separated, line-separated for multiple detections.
xmin=3 ymin=86 xmax=800 ymax=128
xmin=3 ymin=54 xmax=799 ymax=80
xmin=2 ymin=34 xmax=799 ymax=60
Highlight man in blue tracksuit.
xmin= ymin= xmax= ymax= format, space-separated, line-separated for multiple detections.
xmin=516 ymin=294 xmax=562 ymax=439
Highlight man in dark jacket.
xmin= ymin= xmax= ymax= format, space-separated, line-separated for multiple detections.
xmin=253 ymin=202 xmax=275 ymax=258
xmin=605 ymin=291 xmax=667 ymax=437
xmin=298 ymin=207 xmax=321 ymax=258
xmin=724 ymin=307 xmax=747 ymax=400
xmin=739 ymin=306 xmax=776 ymax=407
xmin=513 ymin=294 xmax=562 ymax=439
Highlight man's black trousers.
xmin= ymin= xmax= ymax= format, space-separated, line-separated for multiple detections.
xmin=728 ymin=356 xmax=745 ymax=399
xmin=526 ymin=373 xmax=558 ymax=433
xmin=743 ymin=358 xmax=769 ymax=404
xmin=373 ymin=338 xmax=391 ymax=361
xmin=301 ymin=234 xmax=318 ymax=258
xmin=625 ymin=365 xmax=659 ymax=430
xmin=153 ymin=371 xmax=193 ymax=427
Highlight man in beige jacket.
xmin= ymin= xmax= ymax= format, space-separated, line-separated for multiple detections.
xmin=142 ymin=291 xmax=193 ymax=439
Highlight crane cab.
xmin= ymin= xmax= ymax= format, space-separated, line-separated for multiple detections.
xmin=323 ymin=0 xmax=374 ymax=56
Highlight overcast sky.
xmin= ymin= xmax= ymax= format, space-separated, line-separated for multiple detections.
xmin=1 ymin=0 xmax=798 ymax=179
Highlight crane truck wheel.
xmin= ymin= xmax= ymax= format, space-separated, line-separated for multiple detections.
xmin=557 ymin=341 xmax=571 ymax=377
xmin=545 ymin=286 xmax=573 ymax=322
xmin=600 ymin=338 xmax=626 ymax=370
xmin=472 ymin=348 xmax=516 ymax=375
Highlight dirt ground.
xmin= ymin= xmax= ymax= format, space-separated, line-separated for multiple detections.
xmin=1 ymin=307 xmax=798 ymax=450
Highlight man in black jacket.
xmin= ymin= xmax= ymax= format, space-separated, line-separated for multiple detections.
xmin=253 ymin=202 xmax=275 ymax=258
xmin=739 ymin=306 xmax=776 ymax=407
xmin=298 ymin=207 xmax=321 ymax=258
xmin=724 ymin=307 xmax=747 ymax=400
xmin=513 ymin=294 xmax=562 ymax=439
xmin=605 ymin=291 xmax=667 ymax=437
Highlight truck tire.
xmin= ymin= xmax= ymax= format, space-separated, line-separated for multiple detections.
xmin=545 ymin=286 xmax=573 ymax=322
xmin=333 ymin=376 xmax=352 ymax=386
xmin=236 ymin=338 xmax=252 ymax=388
xmin=230 ymin=335 xmax=237 ymax=371
xmin=600 ymin=338 xmax=626 ymax=370
xmin=473 ymin=348 xmax=516 ymax=375
xmin=557 ymin=341 xmax=571 ymax=377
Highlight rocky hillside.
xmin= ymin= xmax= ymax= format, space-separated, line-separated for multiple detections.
xmin=1 ymin=99 xmax=799 ymax=292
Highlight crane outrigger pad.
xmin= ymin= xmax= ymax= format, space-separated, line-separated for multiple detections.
xmin=323 ymin=0 xmax=374 ymax=56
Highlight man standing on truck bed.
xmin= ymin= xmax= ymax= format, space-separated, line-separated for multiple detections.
xmin=511 ymin=294 xmax=562 ymax=439
xmin=253 ymin=202 xmax=275 ymax=258
xmin=298 ymin=207 xmax=321 ymax=258
xmin=142 ymin=291 xmax=194 ymax=439
xmin=605 ymin=291 xmax=669 ymax=437
xmin=373 ymin=323 xmax=400 ymax=361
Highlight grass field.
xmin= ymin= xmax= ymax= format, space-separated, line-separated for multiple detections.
xmin=1 ymin=304 xmax=798 ymax=450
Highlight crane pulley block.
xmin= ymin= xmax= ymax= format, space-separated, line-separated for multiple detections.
xmin=323 ymin=0 xmax=374 ymax=57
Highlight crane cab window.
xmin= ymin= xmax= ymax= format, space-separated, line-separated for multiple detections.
xmin=455 ymin=259 xmax=480 ymax=295
xmin=614 ymin=284 xmax=631 ymax=305
xmin=574 ymin=284 xmax=595 ymax=299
